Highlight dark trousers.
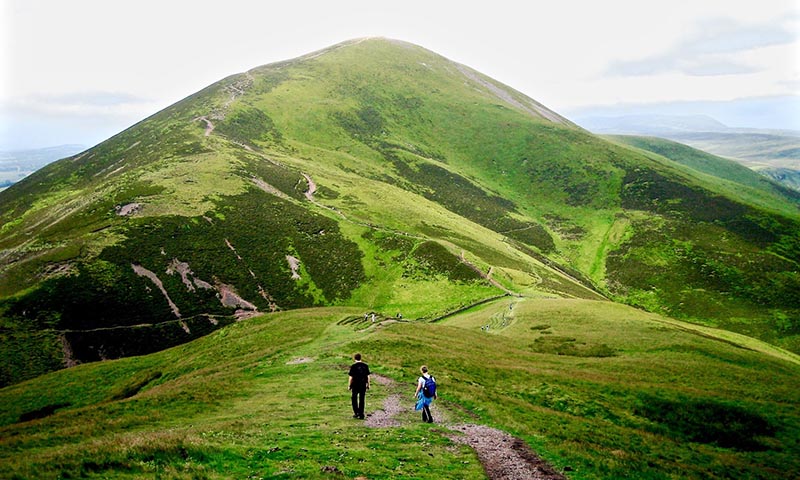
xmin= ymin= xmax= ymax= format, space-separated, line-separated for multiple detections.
xmin=421 ymin=403 xmax=433 ymax=422
xmin=351 ymin=388 xmax=366 ymax=417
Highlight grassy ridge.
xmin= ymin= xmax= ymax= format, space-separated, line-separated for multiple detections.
xmin=604 ymin=134 xmax=800 ymax=215
xmin=1 ymin=301 xmax=798 ymax=479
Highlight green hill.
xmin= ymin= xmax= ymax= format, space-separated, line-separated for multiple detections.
xmin=604 ymin=134 xmax=800 ymax=210
xmin=1 ymin=38 xmax=799 ymax=388
xmin=1 ymin=300 xmax=799 ymax=479
xmin=757 ymin=166 xmax=800 ymax=193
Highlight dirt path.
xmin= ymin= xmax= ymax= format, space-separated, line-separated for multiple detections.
xmin=364 ymin=374 xmax=404 ymax=428
xmin=460 ymin=251 xmax=523 ymax=298
xmin=364 ymin=392 xmax=404 ymax=428
xmin=301 ymin=173 xmax=317 ymax=202
xmin=299 ymin=172 xmax=348 ymax=219
xmin=447 ymin=424 xmax=566 ymax=480
xmin=195 ymin=116 xmax=215 ymax=136
xmin=363 ymin=373 xmax=566 ymax=479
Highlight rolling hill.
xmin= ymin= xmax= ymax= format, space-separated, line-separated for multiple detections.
xmin=1 ymin=38 xmax=799 ymax=390
xmin=1 ymin=300 xmax=799 ymax=478
xmin=758 ymin=167 xmax=800 ymax=192
xmin=603 ymin=135 xmax=800 ymax=205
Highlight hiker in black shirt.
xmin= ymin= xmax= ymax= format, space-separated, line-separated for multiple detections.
xmin=348 ymin=353 xmax=370 ymax=419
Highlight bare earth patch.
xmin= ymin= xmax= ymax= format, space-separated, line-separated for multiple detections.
xmin=233 ymin=310 xmax=260 ymax=320
xmin=166 ymin=258 xmax=196 ymax=291
xmin=365 ymin=393 xmax=404 ymax=428
xmin=286 ymin=255 xmax=301 ymax=280
xmin=131 ymin=264 xmax=182 ymax=319
xmin=369 ymin=373 xmax=395 ymax=387
xmin=216 ymin=282 xmax=258 ymax=310
xmin=251 ymin=177 xmax=290 ymax=200
xmin=286 ymin=357 xmax=314 ymax=365
xmin=116 ymin=203 xmax=141 ymax=216
xmin=301 ymin=173 xmax=317 ymax=202
xmin=446 ymin=424 xmax=567 ymax=480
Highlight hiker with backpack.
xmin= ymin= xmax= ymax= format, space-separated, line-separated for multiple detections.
xmin=348 ymin=353 xmax=370 ymax=419
xmin=414 ymin=365 xmax=437 ymax=423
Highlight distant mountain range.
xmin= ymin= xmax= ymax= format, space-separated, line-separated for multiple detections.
xmin=573 ymin=114 xmax=800 ymax=170
xmin=0 ymin=144 xmax=86 ymax=189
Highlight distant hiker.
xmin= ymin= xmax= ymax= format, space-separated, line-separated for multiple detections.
xmin=396 ymin=312 xmax=403 ymax=319
xmin=414 ymin=365 xmax=437 ymax=423
xmin=348 ymin=353 xmax=371 ymax=419
xmin=370 ymin=313 xmax=376 ymax=323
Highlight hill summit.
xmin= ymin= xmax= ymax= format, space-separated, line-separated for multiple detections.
xmin=1 ymin=38 xmax=799 ymax=385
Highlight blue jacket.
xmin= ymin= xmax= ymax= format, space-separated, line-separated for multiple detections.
xmin=415 ymin=391 xmax=433 ymax=410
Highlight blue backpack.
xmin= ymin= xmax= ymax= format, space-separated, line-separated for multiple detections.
xmin=423 ymin=375 xmax=437 ymax=398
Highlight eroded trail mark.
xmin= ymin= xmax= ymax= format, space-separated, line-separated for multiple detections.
xmin=460 ymin=251 xmax=522 ymax=297
xmin=299 ymin=172 xmax=347 ymax=219
xmin=131 ymin=264 xmax=182 ymax=319
xmin=195 ymin=116 xmax=215 ymax=136
xmin=365 ymin=393 xmax=404 ymax=428
xmin=454 ymin=64 xmax=568 ymax=125
xmin=302 ymin=173 xmax=317 ymax=202
xmin=447 ymin=424 xmax=567 ymax=480
xmin=364 ymin=374 xmax=404 ymax=428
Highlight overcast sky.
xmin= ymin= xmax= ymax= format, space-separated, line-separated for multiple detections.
xmin=1 ymin=0 xmax=798 ymax=150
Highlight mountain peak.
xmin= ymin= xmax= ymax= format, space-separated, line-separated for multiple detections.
xmin=246 ymin=37 xmax=574 ymax=126
xmin=1 ymin=37 xmax=798 ymax=391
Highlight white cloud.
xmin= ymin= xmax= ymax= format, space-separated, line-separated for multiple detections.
xmin=607 ymin=15 xmax=798 ymax=77
xmin=4 ymin=92 xmax=159 ymax=118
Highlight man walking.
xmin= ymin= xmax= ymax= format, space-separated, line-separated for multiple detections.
xmin=348 ymin=353 xmax=370 ymax=419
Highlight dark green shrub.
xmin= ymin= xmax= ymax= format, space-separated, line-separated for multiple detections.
xmin=635 ymin=394 xmax=775 ymax=451
xmin=411 ymin=241 xmax=482 ymax=282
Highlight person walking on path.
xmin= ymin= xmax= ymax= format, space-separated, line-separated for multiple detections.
xmin=348 ymin=353 xmax=371 ymax=419
xmin=414 ymin=365 xmax=437 ymax=423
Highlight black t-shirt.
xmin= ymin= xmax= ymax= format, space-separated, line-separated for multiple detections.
xmin=348 ymin=362 xmax=370 ymax=390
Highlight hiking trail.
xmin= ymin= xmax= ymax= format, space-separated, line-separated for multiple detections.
xmin=364 ymin=373 xmax=567 ymax=479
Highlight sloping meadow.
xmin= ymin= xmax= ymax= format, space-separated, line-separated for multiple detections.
xmin=2 ymin=300 xmax=799 ymax=479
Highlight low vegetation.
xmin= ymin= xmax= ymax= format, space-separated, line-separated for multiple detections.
xmin=1 ymin=299 xmax=798 ymax=479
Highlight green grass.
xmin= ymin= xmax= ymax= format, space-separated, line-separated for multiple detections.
xmin=0 ymin=308 xmax=488 ymax=479
xmin=2 ymin=36 xmax=800 ymax=388
xmin=2 ymin=301 xmax=799 ymax=479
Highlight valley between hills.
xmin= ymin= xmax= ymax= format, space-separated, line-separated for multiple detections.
xmin=1 ymin=38 xmax=799 ymax=479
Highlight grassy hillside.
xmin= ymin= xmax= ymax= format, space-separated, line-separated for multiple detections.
xmin=1 ymin=301 xmax=799 ymax=479
xmin=668 ymin=131 xmax=800 ymax=169
xmin=1 ymin=38 xmax=799 ymax=386
xmin=757 ymin=166 xmax=800 ymax=193
xmin=604 ymin=135 xmax=800 ymax=213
